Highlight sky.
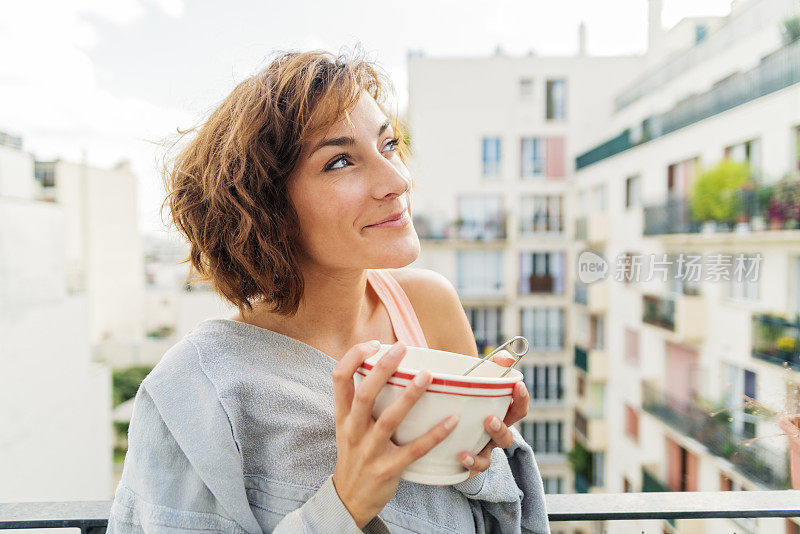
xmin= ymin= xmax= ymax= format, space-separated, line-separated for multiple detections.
xmin=0 ymin=0 xmax=733 ymax=237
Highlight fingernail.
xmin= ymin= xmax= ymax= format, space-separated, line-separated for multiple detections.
xmin=461 ymin=455 xmax=474 ymax=467
xmin=413 ymin=370 xmax=431 ymax=387
xmin=369 ymin=340 xmax=380 ymax=349
xmin=444 ymin=415 xmax=459 ymax=430
xmin=517 ymin=382 xmax=528 ymax=396
xmin=489 ymin=416 xmax=501 ymax=431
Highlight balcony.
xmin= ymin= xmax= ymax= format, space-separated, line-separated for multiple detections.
xmin=520 ymin=216 xmax=564 ymax=236
xmin=574 ymin=345 xmax=607 ymax=381
xmin=576 ymin=38 xmax=800 ymax=170
xmin=574 ymin=281 xmax=588 ymax=305
xmin=642 ymin=382 xmax=791 ymax=490
xmin=587 ymin=280 xmax=608 ymax=313
xmin=522 ymin=273 xmax=559 ymax=294
xmin=575 ymin=406 xmax=608 ymax=450
xmin=587 ymin=212 xmax=610 ymax=245
xmin=752 ymin=313 xmax=800 ymax=372
xmin=413 ymin=214 xmax=506 ymax=242
xmin=643 ymin=294 xmax=706 ymax=342
xmin=4 ymin=493 xmax=799 ymax=530
xmin=575 ymin=216 xmax=588 ymax=241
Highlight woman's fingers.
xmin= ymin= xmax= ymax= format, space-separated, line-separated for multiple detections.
xmin=459 ymin=447 xmax=492 ymax=472
xmin=484 ymin=415 xmax=515 ymax=449
xmin=332 ymin=340 xmax=381 ymax=421
xmin=392 ymin=414 xmax=459 ymax=472
xmin=349 ymin=342 xmax=407 ymax=429
xmin=488 ymin=349 xmax=516 ymax=367
xmin=503 ymin=382 xmax=529 ymax=426
xmin=372 ymin=370 xmax=433 ymax=443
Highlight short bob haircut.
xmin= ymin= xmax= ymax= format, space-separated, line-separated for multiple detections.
xmin=162 ymin=48 xmax=409 ymax=317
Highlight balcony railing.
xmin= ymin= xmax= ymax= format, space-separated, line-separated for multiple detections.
xmin=520 ymin=216 xmax=563 ymax=235
xmin=642 ymin=294 xmax=676 ymax=331
xmin=574 ymin=345 xmax=588 ymax=373
xmin=752 ymin=313 xmax=800 ymax=372
xmin=576 ymin=38 xmax=800 ymax=170
xmin=4 ymin=493 xmax=800 ymax=528
xmin=643 ymin=198 xmax=699 ymax=235
xmin=413 ymin=215 xmax=507 ymax=241
xmin=641 ymin=467 xmax=677 ymax=527
xmin=642 ymin=382 xmax=791 ymax=490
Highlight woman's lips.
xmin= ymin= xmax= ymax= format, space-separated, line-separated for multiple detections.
xmin=365 ymin=209 xmax=410 ymax=229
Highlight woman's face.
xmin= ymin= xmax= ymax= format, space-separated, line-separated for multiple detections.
xmin=287 ymin=90 xmax=420 ymax=271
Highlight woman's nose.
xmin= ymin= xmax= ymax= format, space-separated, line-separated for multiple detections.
xmin=370 ymin=153 xmax=410 ymax=199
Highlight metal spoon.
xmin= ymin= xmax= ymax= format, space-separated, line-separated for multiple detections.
xmin=461 ymin=335 xmax=529 ymax=377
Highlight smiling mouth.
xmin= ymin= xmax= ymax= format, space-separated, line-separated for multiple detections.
xmin=365 ymin=209 xmax=410 ymax=229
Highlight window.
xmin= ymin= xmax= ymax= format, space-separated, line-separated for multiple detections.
xmin=795 ymin=126 xmax=800 ymax=172
xmin=520 ymin=420 xmax=563 ymax=454
xmin=546 ymin=78 xmax=566 ymax=120
xmin=724 ymin=364 xmax=759 ymax=440
xmin=720 ymin=472 xmax=732 ymax=491
xmin=34 ymin=161 xmax=56 ymax=188
xmin=724 ymin=139 xmax=760 ymax=177
xmin=591 ymin=452 xmax=604 ymax=486
xmin=458 ymin=195 xmax=504 ymax=240
xmin=623 ymin=478 xmax=631 ymax=493
xmin=695 ymin=24 xmax=707 ymax=43
xmin=625 ymin=328 xmax=640 ymax=365
xmin=520 ymin=137 xmax=544 ymax=178
xmin=667 ymin=157 xmax=700 ymax=199
xmin=464 ymin=307 xmax=503 ymax=354
xmin=590 ymin=315 xmax=604 ymax=350
xmin=457 ymin=250 xmax=503 ymax=297
xmin=521 ymin=308 xmax=564 ymax=350
xmin=625 ymin=404 xmax=639 ymax=442
xmin=542 ymin=477 xmax=564 ymax=494
xmin=519 ymin=78 xmax=534 ymax=97
xmin=522 ymin=364 xmax=564 ymax=402
xmin=625 ymin=175 xmax=641 ymax=208
xmin=577 ymin=374 xmax=585 ymax=397
xmin=520 ymin=195 xmax=563 ymax=234
xmin=482 ymin=137 xmax=502 ymax=178
xmin=726 ymin=254 xmax=759 ymax=302
xmin=519 ymin=251 xmax=565 ymax=294
xmin=592 ymin=184 xmax=606 ymax=212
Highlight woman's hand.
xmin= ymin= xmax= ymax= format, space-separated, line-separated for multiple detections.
xmin=458 ymin=352 xmax=529 ymax=480
xmin=331 ymin=340 xmax=458 ymax=528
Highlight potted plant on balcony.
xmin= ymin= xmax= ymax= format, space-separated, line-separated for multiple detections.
xmin=690 ymin=160 xmax=750 ymax=233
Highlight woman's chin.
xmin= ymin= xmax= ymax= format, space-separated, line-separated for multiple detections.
xmin=372 ymin=232 xmax=420 ymax=267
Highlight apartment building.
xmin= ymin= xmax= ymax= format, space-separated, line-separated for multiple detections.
xmin=406 ymin=27 xmax=641 ymax=500
xmin=0 ymin=133 xmax=112 ymax=502
xmin=571 ymin=0 xmax=800 ymax=532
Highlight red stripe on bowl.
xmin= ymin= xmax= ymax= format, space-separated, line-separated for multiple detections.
xmin=359 ymin=361 xmax=517 ymax=389
xmin=355 ymin=370 xmax=513 ymax=398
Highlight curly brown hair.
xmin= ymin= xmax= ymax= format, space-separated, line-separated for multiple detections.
xmin=161 ymin=47 xmax=409 ymax=317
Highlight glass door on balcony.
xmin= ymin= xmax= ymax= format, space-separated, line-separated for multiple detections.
xmin=457 ymin=250 xmax=503 ymax=298
xmin=521 ymin=307 xmax=564 ymax=350
xmin=520 ymin=194 xmax=563 ymax=234
xmin=724 ymin=364 xmax=759 ymax=440
xmin=519 ymin=251 xmax=565 ymax=294
xmin=458 ymin=194 xmax=504 ymax=240
xmin=465 ymin=306 xmax=503 ymax=354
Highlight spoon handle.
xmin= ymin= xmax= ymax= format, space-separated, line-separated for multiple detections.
xmin=462 ymin=335 xmax=529 ymax=377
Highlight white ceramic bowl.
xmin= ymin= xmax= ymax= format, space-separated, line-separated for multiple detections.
xmin=354 ymin=344 xmax=523 ymax=485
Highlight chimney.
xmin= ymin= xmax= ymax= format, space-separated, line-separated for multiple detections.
xmin=578 ymin=21 xmax=587 ymax=56
xmin=648 ymin=0 xmax=664 ymax=52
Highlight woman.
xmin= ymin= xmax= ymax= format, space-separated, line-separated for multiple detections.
xmin=108 ymin=49 xmax=550 ymax=533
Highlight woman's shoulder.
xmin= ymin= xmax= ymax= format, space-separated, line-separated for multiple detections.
xmin=384 ymin=268 xmax=479 ymax=357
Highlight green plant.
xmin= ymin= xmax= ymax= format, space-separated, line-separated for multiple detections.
xmin=567 ymin=441 xmax=592 ymax=478
xmin=690 ymin=160 xmax=751 ymax=223
xmin=778 ymin=336 xmax=799 ymax=353
xmin=112 ymin=366 xmax=153 ymax=407
xmin=783 ymin=16 xmax=800 ymax=45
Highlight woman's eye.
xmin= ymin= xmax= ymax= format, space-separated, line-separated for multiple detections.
xmin=383 ymin=137 xmax=400 ymax=153
xmin=325 ymin=155 xmax=350 ymax=171
xmin=324 ymin=138 xmax=399 ymax=172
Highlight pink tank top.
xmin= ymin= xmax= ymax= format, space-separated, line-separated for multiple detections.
xmin=366 ymin=269 xmax=429 ymax=348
